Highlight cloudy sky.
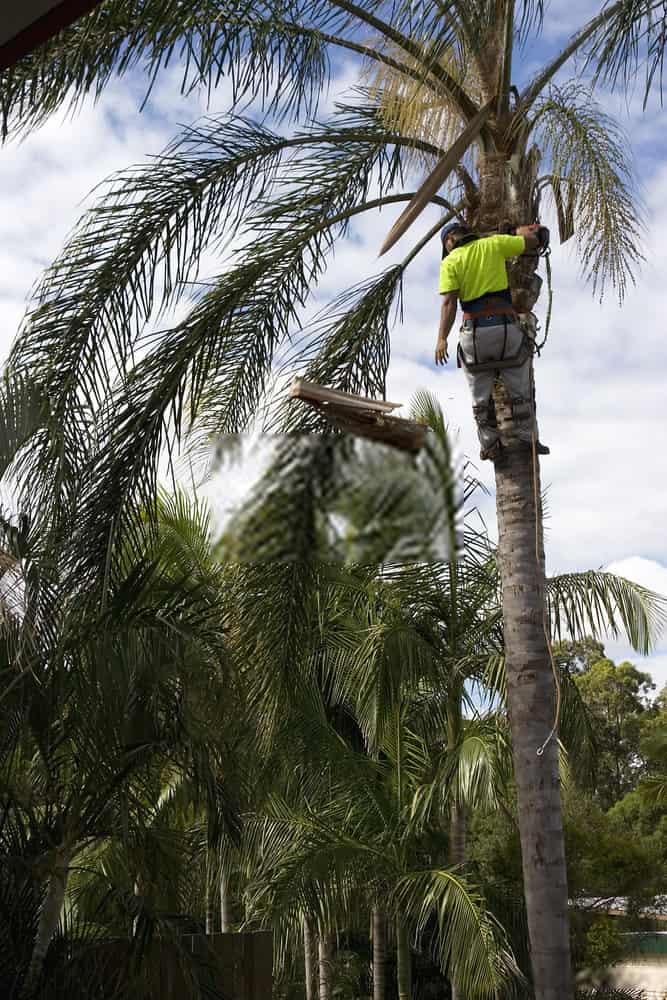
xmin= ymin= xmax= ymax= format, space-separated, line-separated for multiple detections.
xmin=1 ymin=1 xmax=666 ymax=689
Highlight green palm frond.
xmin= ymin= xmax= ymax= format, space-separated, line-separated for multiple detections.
xmin=225 ymin=433 xmax=344 ymax=564
xmin=409 ymin=715 xmax=511 ymax=830
xmin=0 ymin=0 xmax=509 ymax=143
xmin=585 ymin=0 xmax=667 ymax=106
xmin=454 ymin=718 xmax=512 ymax=811
xmin=1 ymin=0 xmax=332 ymax=140
xmin=14 ymin=105 xmax=425 ymax=575
xmin=527 ymin=83 xmax=643 ymax=300
xmin=277 ymin=267 xmax=404 ymax=430
xmin=547 ymin=569 xmax=667 ymax=655
xmin=0 ymin=376 xmax=45 ymax=483
xmin=11 ymin=105 xmax=408 ymax=473
xmin=395 ymin=868 xmax=522 ymax=998
xmin=557 ymin=668 xmax=598 ymax=788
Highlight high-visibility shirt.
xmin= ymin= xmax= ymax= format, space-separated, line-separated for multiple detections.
xmin=438 ymin=234 xmax=525 ymax=307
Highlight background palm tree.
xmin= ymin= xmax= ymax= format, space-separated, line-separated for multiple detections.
xmin=0 ymin=488 xmax=241 ymax=998
xmin=219 ymin=400 xmax=665 ymax=998
xmin=1 ymin=9 xmax=666 ymax=995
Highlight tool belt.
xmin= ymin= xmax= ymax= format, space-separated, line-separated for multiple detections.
xmin=457 ymin=311 xmax=533 ymax=374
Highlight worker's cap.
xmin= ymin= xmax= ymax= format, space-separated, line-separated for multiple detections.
xmin=441 ymin=222 xmax=471 ymax=258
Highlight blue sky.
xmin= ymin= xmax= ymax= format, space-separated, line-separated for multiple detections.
xmin=1 ymin=1 xmax=666 ymax=689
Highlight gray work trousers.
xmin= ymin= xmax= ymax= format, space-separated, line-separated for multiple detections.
xmin=459 ymin=321 xmax=536 ymax=450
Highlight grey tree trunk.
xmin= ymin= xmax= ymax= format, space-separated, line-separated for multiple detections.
xmin=205 ymin=847 xmax=216 ymax=935
xmin=396 ymin=920 xmax=411 ymax=1000
xmin=474 ymin=147 xmax=574 ymax=999
xmin=220 ymin=867 xmax=233 ymax=932
xmin=21 ymin=843 xmax=71 ymax=998
xmin=318 ymin=933 xmax=334 ymax=1000
xmin=494 ymin=443 xmax=572 ymax=1000
xmin=450 ymin=799 xmax=466 ymax=868
xmin=303 ymin=916 xmax=318 ymax=1000
xmin=372 ymin=907 xmax=388 ymax=1000
xmin=449 ymin=801 xmax=466 ymax=1000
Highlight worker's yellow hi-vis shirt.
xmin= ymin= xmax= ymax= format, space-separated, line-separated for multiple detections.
xmin=438 ymin=234 xmax=525 ymax=303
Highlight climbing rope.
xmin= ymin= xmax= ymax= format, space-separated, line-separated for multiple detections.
xmin=534 ymin=248 xmax=553 ymax=354
xmin=531 ymin=421 xmax=561 ymax=759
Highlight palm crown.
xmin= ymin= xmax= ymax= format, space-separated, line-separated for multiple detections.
xmin=0 ymin=0 xmax=657 ymax=585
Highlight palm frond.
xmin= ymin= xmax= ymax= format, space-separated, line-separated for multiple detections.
xmin=557 ymin=669 xmax=598 ymax=789
xmin=585 ymin=0 xmax=667 ymax=107
xmin=277 ymin=268 xmax=403 ymax=435
xmin=527 ymin=83 xmax=643 ymax=301
xmin=1 ymin=0 xmax=332 ymax=140
xmin=547 ymin=569 xmax=667 ymax=655
xmin=395 ymin=867 xmax=522 ymax=998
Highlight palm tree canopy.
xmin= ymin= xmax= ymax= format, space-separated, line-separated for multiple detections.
xmin=0 ymin=2 xmax=657 ymax=582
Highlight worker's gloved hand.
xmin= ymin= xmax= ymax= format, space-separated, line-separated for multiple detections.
xmin=537 ymin=225 xmax=550 ymax=250
xmin=435 ymin=336 xmax=449 ymax=366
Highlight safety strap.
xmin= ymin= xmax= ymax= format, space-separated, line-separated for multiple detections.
xmin=462 ymin=295 xmax=516 ymax=322
xmin=462 ymin=305 xmax=516 ymax=322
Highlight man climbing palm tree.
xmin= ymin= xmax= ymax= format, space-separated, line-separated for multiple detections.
xmin=435 ymin=222 xmax=550 ymax=461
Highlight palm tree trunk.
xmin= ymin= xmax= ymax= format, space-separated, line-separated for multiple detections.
xmin=205 ymin=851 xmax=215 ymax=935
xmin=21 ymin=843 xmax=71 ymax=998
xmin=450 ymin=799 xmax=466 ymax=867
xmin=220 ymin=867 xmax=233 ymax=932
xmin=475 ymin=143 xmax=574 ymax=999
xmin=318 ymin=933 xmax=334 ymax=1000
xmin=396 ymin=920 xmax=411 ymax=1000
xmin=449 ymin=801 xmax=467 ymax=1000
xmin=494 ymin=444 xmax=572 ymax=999
xmin=372 ymin=907 xmax=388 ymax=1000
xmin=303 ymin=916 xmax=318 ymax=1000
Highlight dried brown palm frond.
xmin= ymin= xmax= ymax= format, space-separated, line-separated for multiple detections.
xmin=363 ymin=39 xmax=484 ymax=174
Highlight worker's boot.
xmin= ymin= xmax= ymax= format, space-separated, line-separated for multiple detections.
xmin=474 ymin=401 xmax=502 ymax=462
xmin=517 ymin=439 xmax=550 ymax=456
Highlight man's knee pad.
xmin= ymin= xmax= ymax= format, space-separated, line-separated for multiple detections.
xmin=511 ymin=395 xmax=533 ymax=424
xmin=473 ymin=400 xmax=497 ymax=429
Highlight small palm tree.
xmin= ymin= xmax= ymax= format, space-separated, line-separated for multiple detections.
xmin=0 ymin=490 xmax=239 ymax=997
xmin=2 ymin=6 xmax=666 ymax=996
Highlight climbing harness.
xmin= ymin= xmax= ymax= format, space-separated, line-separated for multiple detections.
xmin=456 ymin=320 xmax=534 ymax=375
xmin=455 ymin=287 xmax=534 ymax=375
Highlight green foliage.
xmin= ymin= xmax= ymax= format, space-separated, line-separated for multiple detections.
xmin=564 ymin=790 xmax=659 ymax=907
xmin=554 ymin=643 xmax=661 ymax=808
xmin=583 ymin=917 xmax=626 ymax=970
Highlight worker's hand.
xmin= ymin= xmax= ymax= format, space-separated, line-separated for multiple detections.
xmin=435 ymin=336 xmax=449 ymax=366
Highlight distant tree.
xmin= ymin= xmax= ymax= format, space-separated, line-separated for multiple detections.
xmin=574 ymin=655 xmax=655 ymax=808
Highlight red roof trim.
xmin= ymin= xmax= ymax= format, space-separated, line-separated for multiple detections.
xmin=0 ymin=0 xmax=104 ymax=72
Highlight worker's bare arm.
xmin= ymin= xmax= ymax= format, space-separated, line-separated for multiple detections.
xmin=436 ymin=292 xmax=458 ymax=365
